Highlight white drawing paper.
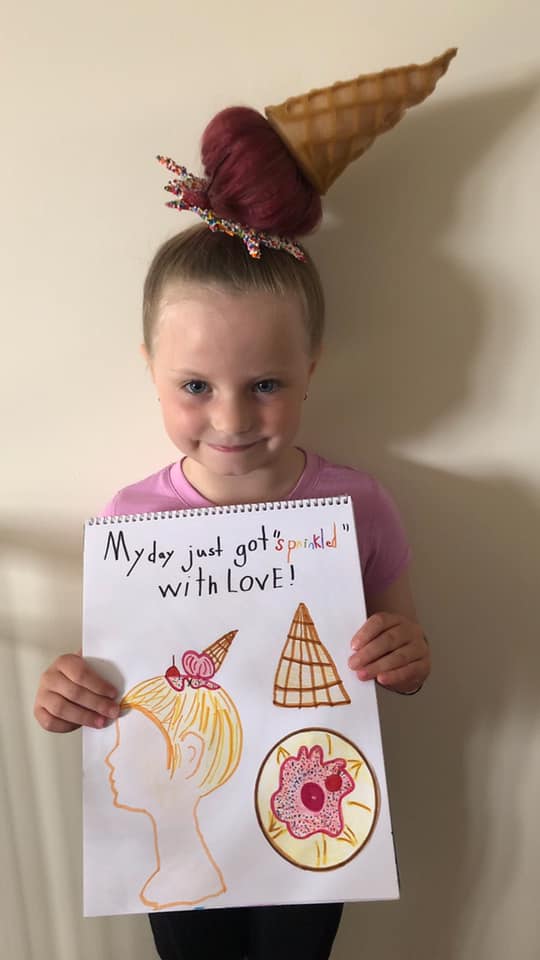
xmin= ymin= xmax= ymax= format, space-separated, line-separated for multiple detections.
xmin=82 ymin=497 xmax=399 ymax=916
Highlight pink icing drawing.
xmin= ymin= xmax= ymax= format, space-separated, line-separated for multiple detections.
xmin=165 ymin=651 xmax=220 ymax=692
xmin=270 ymin=744 xmax=354 ymax=839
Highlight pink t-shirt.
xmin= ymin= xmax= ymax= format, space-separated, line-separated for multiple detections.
xmin=101 ymin=450 xmax=410 ymax=600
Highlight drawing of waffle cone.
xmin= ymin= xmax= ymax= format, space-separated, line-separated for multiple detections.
xmin=265 ymin=47 xmax=457 ymax=194
xmin=202 ymin=630 xmax=238 ymax=671
xmin=273 ymin=603 xmax=351 ymax=708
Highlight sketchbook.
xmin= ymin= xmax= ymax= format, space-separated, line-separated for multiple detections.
xmin=82 ymin=496 xmax=399 ymax=917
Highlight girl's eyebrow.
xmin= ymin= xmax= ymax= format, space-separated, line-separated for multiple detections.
xmin=170 ymin=368 xmax=288 ymax=378
xmin=169 ymin=369 xmax=207 ymax=376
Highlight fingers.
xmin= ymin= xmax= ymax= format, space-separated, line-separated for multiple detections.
xmin=35 ymin=686 xmax=118 ymax=731
xmin=34 ymin=653 xmax=120 ymax=733
xmin=52 ymin=654 xmax=118 ymax=699
xmin=33 ymin=704 xmax=96 ymax=734
xmin=376 ymin=663 xmax=426 ymax=693
xmin=350 ymin=618 xmax=423 ymax=672
xmin=351 ymin=613 xmax=402 ymax=651
xmin=348 ymin=615 xmax=429 ymax=685
xmin=349 ymin=644 xmax=420 ymax=680
xmin=350 ymin=629 xmax=409 ymax=673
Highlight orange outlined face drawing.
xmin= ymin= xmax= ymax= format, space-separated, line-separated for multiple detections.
xmin=107 ymin=708 xmax=173 ymax=811
xmin=105 ymin=631 xmax=243 ymax=910
xmin=255 ymin=729 xmax=377 ymax=871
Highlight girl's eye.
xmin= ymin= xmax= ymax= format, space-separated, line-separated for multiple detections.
xmin=183 ymin=380 xmax=209 ymax=395
xmin=254 ymin=379 xmax=280 ymax=394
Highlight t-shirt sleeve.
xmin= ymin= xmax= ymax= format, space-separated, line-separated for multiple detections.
xmin=99 ymin=495 xmax=119 ymax=517
xmin=353 ymin=477 xmax=411 ymax=599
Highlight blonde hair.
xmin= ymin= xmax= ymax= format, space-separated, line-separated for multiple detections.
xmin=143 ymin=225 xmax=325 ymax=355
xmin=122 ymin=677 xmax=242 ymax=796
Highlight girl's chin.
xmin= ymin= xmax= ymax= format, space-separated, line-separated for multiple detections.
xmin=199 ymin=444 xmax=280 ymax=476
xmin=182 ymin=441 xmax=294 ymax=475
xmin=203 ymin=459 xmax=266 ymax=478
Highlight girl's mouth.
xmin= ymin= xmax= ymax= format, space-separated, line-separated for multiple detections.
xmin=208 ymin=441 xmax=260 ymax=453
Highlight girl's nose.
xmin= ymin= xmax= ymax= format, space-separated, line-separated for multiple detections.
xmin=211 ymin=395 xmax=254 ymax=437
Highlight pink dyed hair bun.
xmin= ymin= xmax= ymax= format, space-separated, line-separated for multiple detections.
xmin=199 ymin=107 xmax=322 ymax=237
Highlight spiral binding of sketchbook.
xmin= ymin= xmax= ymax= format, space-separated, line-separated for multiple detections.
xmin=87 ymin=494 xmax=352 ymax=524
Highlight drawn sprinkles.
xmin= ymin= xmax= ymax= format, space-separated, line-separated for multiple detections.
xmin=255 ymin=728 xmax=378 ymax=871
xmin=271 ymin=744 xmax=355 ymax=838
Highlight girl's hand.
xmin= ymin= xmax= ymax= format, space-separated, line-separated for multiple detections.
xmin=348 ymin=613 xmax=430 ymax=694
xmin=34 ymin=653 xmax=120 ymax=732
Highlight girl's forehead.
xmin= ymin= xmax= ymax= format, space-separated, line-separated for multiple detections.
xmin=155 ymin=283 xmax=311 ymax=354
xmin=159 ymin=282 xmax=303 ymax=317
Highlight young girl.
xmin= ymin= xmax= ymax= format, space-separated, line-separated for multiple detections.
xmin=34 ymin=99 xmax=431 ymax=960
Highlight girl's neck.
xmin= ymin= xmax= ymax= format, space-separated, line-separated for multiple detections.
xmin=182 ymin=447 xmax=306 ymax=506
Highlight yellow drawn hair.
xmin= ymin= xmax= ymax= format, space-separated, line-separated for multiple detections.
xmin=122 ymin=677 xmax=242 ymax=796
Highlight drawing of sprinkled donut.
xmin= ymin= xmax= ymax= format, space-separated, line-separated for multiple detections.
xmin=255 ymin=728 xmax=378 ymax=870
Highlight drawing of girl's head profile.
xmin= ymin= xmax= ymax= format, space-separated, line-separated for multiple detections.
xmin=104 ymin=631 xmax=243 ymax=908
xmin=106 ymin=630 xmax=242 ymax=805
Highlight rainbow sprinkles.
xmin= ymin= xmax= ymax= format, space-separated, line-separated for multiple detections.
xmin=157 ymin=156 xmax=307 ymax=262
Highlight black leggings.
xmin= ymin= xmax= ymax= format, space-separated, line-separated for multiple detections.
xmin=149 ymin=902 xmax=344 ymax=960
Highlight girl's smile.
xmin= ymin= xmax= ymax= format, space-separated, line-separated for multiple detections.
xmin=144 ymin=284 xmax=319 ymax=503
xmin=207 ymin=441 xmax=261 ymax=453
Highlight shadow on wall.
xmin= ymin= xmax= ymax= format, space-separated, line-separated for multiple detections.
xmin=300 ymin=76 xmax=540 ymax=959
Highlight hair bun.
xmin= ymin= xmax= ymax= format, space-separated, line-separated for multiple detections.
xmin=201 ymin=107 xmax=322 ymax=237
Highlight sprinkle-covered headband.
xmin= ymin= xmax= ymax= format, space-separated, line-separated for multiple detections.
xmin=157 ymin=156 xmax=306 ymax=261
xmin=158 ymin=48 xmax=456 ymax=259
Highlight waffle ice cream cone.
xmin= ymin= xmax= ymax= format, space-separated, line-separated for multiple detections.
xmin=265 ymin=48 xmax=457 ymax=194
xmin=273 ymin=603 xmax=351 ymax=708
xmin=202 ymin=629 xmax=237 ymax=672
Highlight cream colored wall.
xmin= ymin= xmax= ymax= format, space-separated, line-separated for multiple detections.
xmin=2 ymin=1 xmax=539 ymax=958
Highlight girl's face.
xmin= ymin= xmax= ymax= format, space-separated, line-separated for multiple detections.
xmin=145 ymin=284 xmax=318 ymax=490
